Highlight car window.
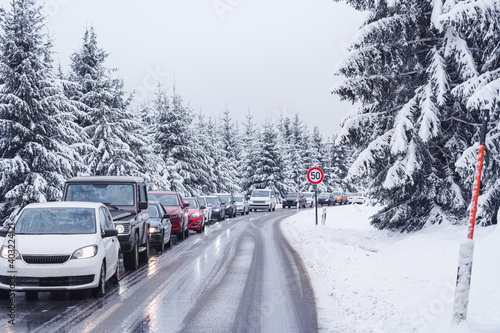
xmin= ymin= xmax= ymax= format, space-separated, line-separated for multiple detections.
xmin=234 ymin=197 xmax=244 ymax=202
xmin=139 ymin=184 xmax=147 ymax=203
xmin=149 ymin=194 xmax=180 ymax=206
xmin=148 ymin=204 xmax=160 ymax=218
xmin=15 ymin=208 xmax=96 ymax=234
xmin=204 ymin=197 xmax=219 ymax=205
xmin=251 ymin=190 xmax=270 ymax=197
xmin=66 ymin=184 xmax=134 ymax=206
xmin=99 ymin=208 xmax=107 ymax=234
xmin=184 ymin=198 xmax=198 ymax=208
xmin=197 ymin=198 xmax=206 ymax=206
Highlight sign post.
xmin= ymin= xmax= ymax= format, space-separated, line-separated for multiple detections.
xmin=307 ymin=167 xmax=324 ymax=225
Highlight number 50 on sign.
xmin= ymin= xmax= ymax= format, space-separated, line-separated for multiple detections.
xmin=307 ymin=167 xmax=324 ymax=185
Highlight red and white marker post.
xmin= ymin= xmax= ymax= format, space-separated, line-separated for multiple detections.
xmin=453 ymin=109 xmax=490 ymax=323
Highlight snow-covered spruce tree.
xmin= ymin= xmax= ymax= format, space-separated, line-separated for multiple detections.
xmin=249 ymin=122 xmax=289 ymax=198
xmin=69 ymin=27 xmax=144 ymax=177
xmin=0 ymin=0 xmax=85 ymax=222
xmin=155 ymin=85 xmax=210 ymax=196
xmin=138 ymin=94 xmax=169 ymax=191
xmin=439 ymin=1 xmax=500 ymax=226
xmin=332 ymin=0 xmax=475 ymax=231
xmin=193 ymin=111 xmax=217 ymax=193
xmin=218 ymin=106 xmax=241 ymax=193
xmin=204 ymin=116 xmax=226 ymax=193
xmin=239 ymin=110 xmax=261 ymax=195
xmin=326 ymin=135 xmax=353 ymax=193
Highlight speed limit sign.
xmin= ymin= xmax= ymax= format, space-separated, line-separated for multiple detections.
xmin=307 ymin=167 xmax=324 ymax=185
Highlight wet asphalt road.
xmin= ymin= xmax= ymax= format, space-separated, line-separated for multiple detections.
xmin=0 ymin=209 xmax=318 ymax=333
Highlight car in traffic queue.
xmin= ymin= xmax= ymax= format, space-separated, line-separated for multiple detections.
xmin=148 ymin=191 xmax=190 ymax=241
xmin=184 ymin=197 xmax=206 ymax=233
xmin=248 ymin=189 xmax=277 ymax=212
xmin=348 ymin=193 xmax=366 ymax=204
xmin=63 ymin=176 xmax=150 ymax=271
xmin=213 ymin=193 xmax=237 ymax=218
xmin=147 ymin=201 xmax=172 ymax=253
xmin=0 ymin=202 xmax=120 ymax=298
xmin=197 ymin=197 xmax=212 ymax=223
xmin=333 ymin=192 xmax=348 ymax=205
xmin=303 ymin=192 xmax=315 ymax=208
xmin=282 ymin=192 xmax=307 ymax=209
xmin=203 ymin=195 xmax=225 ymax=221
xmin=234 ymin=195 xmax=249 ymax=215
xmin=318 ymin=192 xmax=336 ymax=206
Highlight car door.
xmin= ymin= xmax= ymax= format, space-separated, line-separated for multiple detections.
xmin=99 ymin=207 xmax=118 ymax=279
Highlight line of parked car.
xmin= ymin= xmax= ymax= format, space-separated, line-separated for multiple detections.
xmin=0 ymin=176 xmax=283 ymax=299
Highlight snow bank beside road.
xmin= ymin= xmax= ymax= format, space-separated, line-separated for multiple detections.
xmin=281 ymin=205 xmax=500 ymax=333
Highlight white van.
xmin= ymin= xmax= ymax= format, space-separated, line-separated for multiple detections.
xmin=248 ymin=189 xmax=277 ymax=212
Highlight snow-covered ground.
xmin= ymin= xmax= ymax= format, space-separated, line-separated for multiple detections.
xmin=281 ymin=204 xmax=500 ymax=333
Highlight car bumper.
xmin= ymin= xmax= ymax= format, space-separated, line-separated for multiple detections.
xmin=188 ymin=216 xmax=203 ymax=230
xmin=249 ymin=204 xmax=270 ymax=210
xmin=0 ymin=256 xmax=102 ymax=291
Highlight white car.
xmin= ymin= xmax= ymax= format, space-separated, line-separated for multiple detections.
xmin=0 ymin=202 xmax=120 ymax=298
xmin=234 ymin=195 xmax=249 ymax=215
xmin=197 ymin=197 xmax=212 ymax=223
xmin=303 ymin=192 xmax=315 ymax=208
xmin=248 ymin=189 xmax=277 ymax=211
xmin=348 ymin=193 xmax=366 ymax=204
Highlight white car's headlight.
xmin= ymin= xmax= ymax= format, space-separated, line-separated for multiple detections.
xmin=265 ymin=200 xmax=270 ymax=204
xmin=190 ymin=213 xmax=200 ymax=219
xmin=0 ymin=246 xmax=20 ymax=259
xmin=149 ymin=227 xmax=159 ymax=234
xmin=72 ymin=245 xmax=98 ymax=259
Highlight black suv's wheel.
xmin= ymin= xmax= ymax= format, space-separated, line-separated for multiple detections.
xmin=139 ymin=235 xmax=150 ymax=263
xmin=91 ymin=263 xmax=106 ymax=298
xmin=123 ymin=234 xmax=139 ymax=270
xmin=157 ymin=232 xmax=164 ymax=253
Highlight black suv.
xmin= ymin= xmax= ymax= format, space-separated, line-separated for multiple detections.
xmin=213 ymin=193 xmax=237 ymax=218
xmin=283 ymin=192 xmax=307 ymax=209
xmin=63 ymin=176 xmax=150 ymax=270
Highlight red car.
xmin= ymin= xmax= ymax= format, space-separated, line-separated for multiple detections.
xmin=184 ymin=197 xmax=206 ymax=233
xmin=148 ymin=191 xmax=190 ymax=240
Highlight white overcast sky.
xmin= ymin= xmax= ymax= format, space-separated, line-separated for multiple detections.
xmin=2 ymin=0 xmax=366 ymax=137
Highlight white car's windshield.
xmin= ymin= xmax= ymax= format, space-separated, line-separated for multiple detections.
xmin=15 ymin=208 xmax=96 ymax=234
xmin=251 ymin=190 xmax=270 ymax=197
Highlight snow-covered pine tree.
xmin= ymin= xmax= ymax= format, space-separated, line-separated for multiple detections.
xmin=239 ymin=110 xmax=261 ymax=195
xmin=332 ymin=0 xmax=474 ymax=231
xmin=205 ymin=116 xmax=226 ymax=193
xmin=69 ymin=27 xmax=143 ymax=177
xmin=137 ymin=96 xmax=169 ymax=191
xmin=250 ymin=122 xmax=289 ymax=198
xmin=171 ymin=91 xmax=211 ymax=196
xmin=218 ymin=106 xmax=241 ymax=193
xmin=440 ymin=1 xmax=500 ymax=226
xmin=193 ymin=111 xmax=217 ymax=193
xmin=0 ymin=0 xmax=85 ymax=222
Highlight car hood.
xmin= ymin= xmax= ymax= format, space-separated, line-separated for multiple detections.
xmin=250 ymin=196 xmax=270 ymax=200
xmin=188 ymin=209 xmax=201 ymax=214
xmin=7 ymin=234 xmax=98 ymax=255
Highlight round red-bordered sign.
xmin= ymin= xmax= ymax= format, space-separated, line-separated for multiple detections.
xmin=307 ymin=167 xmax=324 ymax=184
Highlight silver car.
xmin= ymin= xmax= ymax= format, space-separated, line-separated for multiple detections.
xmin=234 ymin=195 xmax=249 ymax=215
